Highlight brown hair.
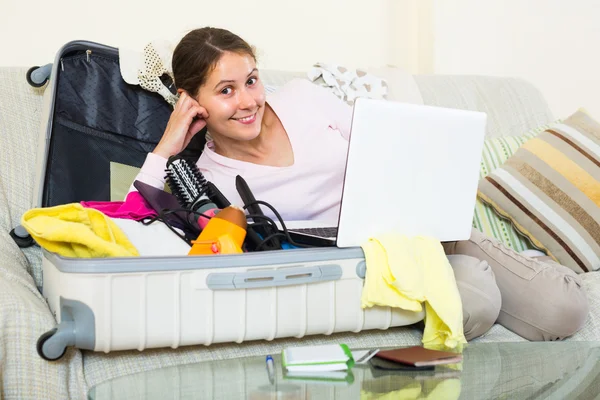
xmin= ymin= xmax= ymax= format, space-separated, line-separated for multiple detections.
xmin=172 ymin=27 xmax=256 ymax=97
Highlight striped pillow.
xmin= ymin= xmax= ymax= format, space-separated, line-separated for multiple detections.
xmin=478 ymin=109 xmax=600 ymax=273
xmin=473 ymin=135 xmax=538 ymax=251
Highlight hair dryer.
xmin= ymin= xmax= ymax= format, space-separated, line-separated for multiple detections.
xmin=188 ymin=205 xmax=247 ymax=255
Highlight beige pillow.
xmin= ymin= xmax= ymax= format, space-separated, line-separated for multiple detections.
xmin=473 ymin=133 xmax=540 ymax=251
xmin=478 ymin=109 xmax=600 ymax=273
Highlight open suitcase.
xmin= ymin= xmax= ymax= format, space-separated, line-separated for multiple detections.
xmin=16 ymin=41 xmax=424 ymax=361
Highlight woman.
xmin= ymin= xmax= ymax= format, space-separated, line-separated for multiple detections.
xmin=133 ymin=27 xmax=589 ymax=341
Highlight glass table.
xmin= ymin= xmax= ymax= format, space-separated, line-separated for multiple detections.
xmin=88 ymin=341 xmax=600 ymax=399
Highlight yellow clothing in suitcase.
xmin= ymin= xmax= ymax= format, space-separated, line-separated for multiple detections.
xmin=21 ymin=203 xmax=139 ymax=258
xmin=361 ymin=234 xmax=466 ymax=348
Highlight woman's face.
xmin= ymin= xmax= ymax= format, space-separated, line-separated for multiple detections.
xmin=195 ymin=51 xmax=266 ymax=142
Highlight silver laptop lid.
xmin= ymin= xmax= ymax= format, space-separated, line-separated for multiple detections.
xmin=336 ymin=98 xmax=487 ymax=247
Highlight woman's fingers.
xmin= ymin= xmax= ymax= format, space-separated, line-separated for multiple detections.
xmin=197 ymin=106 xmax=209 ymax=120
xmin=178 ymin=95 xmax=208 ymax=121
xmin=156 ymin=93 xmax=209 ymax=155
xmin=184 ymin=104 xmax=208 ymax=121
xmin=174 ymin=92 xmax=187 ymax=112
xmin=185 ymin=105 xmax=208 ymax=135
xmin=188 ymin=116 xmax=207 ymax=136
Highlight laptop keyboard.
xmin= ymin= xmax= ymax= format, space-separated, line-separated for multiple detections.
xmin=288 ymin=227 xmax=338 ymax=238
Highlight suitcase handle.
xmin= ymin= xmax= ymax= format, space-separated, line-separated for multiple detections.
xmin=206 ymin=264 xmax=343 ymax=290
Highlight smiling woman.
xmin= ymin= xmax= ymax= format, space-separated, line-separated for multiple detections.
xmin=155 ymin=27 xmax=294 ymax=167
xmin=129 ymin=27 xmax=590 ymax=344
xmin=132 ymin=26 xmax=353 ymax=224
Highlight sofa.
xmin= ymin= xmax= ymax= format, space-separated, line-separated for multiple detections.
xmin=1 ymin=65 xmax=599 ymax=399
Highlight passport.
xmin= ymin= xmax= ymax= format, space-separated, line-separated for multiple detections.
xmin=374 ymin=346 xmax=463 ymax=367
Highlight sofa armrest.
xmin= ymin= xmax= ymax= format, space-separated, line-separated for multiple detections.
xmin=0 ymin=67 xmax=48 ymax=287
xmin=0 ymin=232 xmax=86 ymax=400
xmin=0 ymin=68 xmax=45 ymax=232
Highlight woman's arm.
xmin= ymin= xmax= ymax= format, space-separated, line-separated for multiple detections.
xmin=127 ymin=92 xmax=207 ymax=197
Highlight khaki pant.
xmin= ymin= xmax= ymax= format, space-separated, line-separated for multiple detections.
xmin=443 ymin=228 xmax=589 ymax=341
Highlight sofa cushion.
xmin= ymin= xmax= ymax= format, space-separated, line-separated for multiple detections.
xmin=414 ymin=75 xmax=555 ymax=138
xmin=478 ymin=109 xmax=600 ymax=273
xmin=473 ymin=123 xmax=554 ymax=251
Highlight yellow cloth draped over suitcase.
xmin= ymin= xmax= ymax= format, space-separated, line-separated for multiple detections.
xmin=21 ymin=203 xmax=139 ymax=258
xmin=361 ymin=234 xmax=466 ymax=348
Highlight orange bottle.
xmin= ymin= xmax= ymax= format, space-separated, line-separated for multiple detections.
xmin=188 ymin=205 xmax=247 ymax=255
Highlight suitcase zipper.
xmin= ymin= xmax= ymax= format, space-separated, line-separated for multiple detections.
xmin=86 ymin=50 xmax=92 ymax=62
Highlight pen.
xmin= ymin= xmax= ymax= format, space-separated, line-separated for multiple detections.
xmin=266 ymin=355 xmax=275 ymax=385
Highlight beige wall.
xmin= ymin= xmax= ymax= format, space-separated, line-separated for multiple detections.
xmin=0 ymin=0 xmax=421 ymax=72
xmin=4 ymin=0 xmax=597 ymax=120
xmin=430 ymin=0 xmax=600 ymax=119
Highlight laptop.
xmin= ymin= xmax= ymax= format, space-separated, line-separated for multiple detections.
xmin=283 ymin=97 xmax=487 ymax=248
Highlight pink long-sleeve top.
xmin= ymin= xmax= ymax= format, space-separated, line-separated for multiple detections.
xmin=131 ymin=79 xmax=353 ymax=224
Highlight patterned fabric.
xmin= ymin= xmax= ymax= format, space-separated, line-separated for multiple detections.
xmin=307 ymin=62 xmax=388 ymax=105
xmin=479 ymin=110 xmax=600 ymax=273
xmin=472 ymin=125 xmax=552 ymax=251
xmin=119 ymin=41 xmax=178 ymax=106
xmin=136 ymin=43 xmax=179 ymax=106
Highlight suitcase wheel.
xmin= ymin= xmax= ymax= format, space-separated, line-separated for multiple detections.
xmin=37 ymin=328 xmax=68 ymax=361
xmin=10 ymin=226 xmax=34 ymax=248
xmin=26 ymin=64 xmax=51 ymax=88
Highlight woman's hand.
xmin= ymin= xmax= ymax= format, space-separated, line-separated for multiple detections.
xmin=153 ymin=92 xmax=209 ymax=159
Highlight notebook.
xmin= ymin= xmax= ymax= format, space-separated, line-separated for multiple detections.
xmin=281 ymin=344 xmax=354 ymax=372
xmin=283 ymin=98 xmax=487 ymax=247
xmin=283 ymin=370 xmax=355 ymax=385
xmin=374 ymin=346 xmax=463 ymax=367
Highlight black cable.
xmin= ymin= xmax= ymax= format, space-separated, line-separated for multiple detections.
xmin=242 ymin=213 xmax=278 ymax=251
xmin=141 ymin=207 xmax=216 ymax=247
xmin=140 ymin=211 xmax=191 ymax=246
xmin=244 ymin=202 xmax=315 ymax=249
xmin=245 ymin=214 xmax=278 ymax=230
xmin=245 ymin=213 xmax=289 ymax=250
xmin=255 ymin=232 xmax=288 ymax=250
xmin=245 ymin=214 xmax=308 ymax=248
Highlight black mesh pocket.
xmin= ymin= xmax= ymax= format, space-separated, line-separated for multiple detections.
xmin=41 ymin=46 xmax=205 ymax=207
xmin=43 ymin=118 xmax=156 ymax=206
